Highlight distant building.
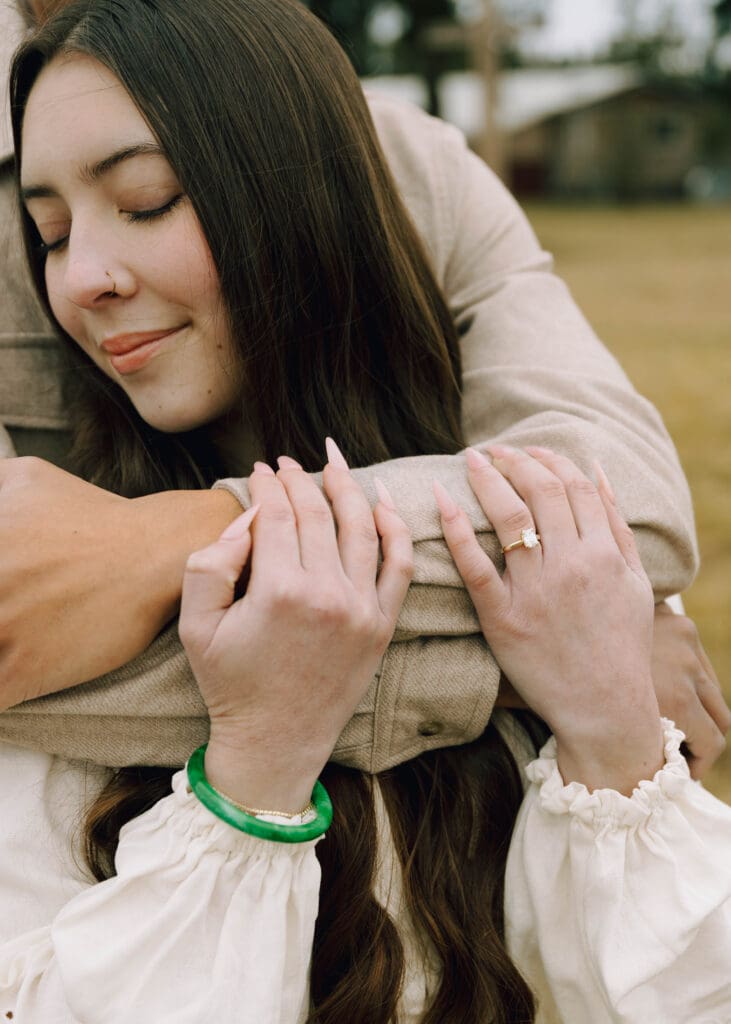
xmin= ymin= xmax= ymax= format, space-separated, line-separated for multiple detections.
xmin=364 ymin=65 xmax=731 ymax=200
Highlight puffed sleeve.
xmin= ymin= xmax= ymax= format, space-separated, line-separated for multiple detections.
xmin=506 ymin=719 xmax=731 ymax=1023
xmin=0 ymin=771 xmax=321 ymax=1024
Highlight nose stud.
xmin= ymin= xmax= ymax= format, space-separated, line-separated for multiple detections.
xmin=105 ymin=271 xmax=117 ymax=294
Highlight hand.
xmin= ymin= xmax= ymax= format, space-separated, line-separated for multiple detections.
xmin=436 ymin=444 xmax=664 ymax=795
xmin=178 ymin=450 xmax=413 ymax=813
xmin=0 ymin=457 xmax=241 ymax=709
xmin=651 ymin=602 xmax=729 ymax=778
xmin=496 ymin=605 xmax=730 ymax=778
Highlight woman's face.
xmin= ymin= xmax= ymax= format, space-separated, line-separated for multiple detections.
xmin=21 ymin=54 xmax=240 ymax=433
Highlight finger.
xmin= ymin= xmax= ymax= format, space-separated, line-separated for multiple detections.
xmin=524 ymin=446 xmax=614 ymax=543
xmin=659 ymin=605 xmax=731 ymax=735
xmin=679 ymin=702 xmax=727 ymax=780
xmin=372 ymin=484 xmax=413 ymax=624
xmin=697 ymin=661 xmax=731 ymax=735
xmin=275 ymin=456 xmax=342 ymax=574
xmin=594 ymin=473 xmax=647 ymax=580
xmin=247 ymin=462 xmax=302 ymax=576
xmin=322 ymin=459 xmax=380 ymax=589
xmin=482 ymin=444 xmax=578 ymax=551
xmin=434 ymin=480 xmax=508 ymax=623
xmin=179 ymin=506 xmax=258 ymax=649
xmin=461 ymin=448 xmax=542 ymax=582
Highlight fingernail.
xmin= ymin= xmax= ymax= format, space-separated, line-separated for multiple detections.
xmin=277 ymin=455 xmax=302 ymax=471
xmin=325 ymin=437 xmax=349 ymax=470
xmin=465 ymin=446 xmax=490 ymax=471
xmin=220 ymin=504 xmax=259 ymax=540
xmin=433 ymin=479 xmax=459 ymax=519
xmin=593 ymin=460 xmax=616 ymax=504
xmin=525 ymin=445 xmax=554 ymax=457
xmin=374 ymin=477 xmax=396 ymax=510
xmin=253 ymin=461 xmax=275 ymax=476
xmin=486 ymin=443 xmax=516 ymax=460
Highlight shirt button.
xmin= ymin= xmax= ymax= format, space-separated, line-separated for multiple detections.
xmin=417 ymin=721 xmax=443 ymax=737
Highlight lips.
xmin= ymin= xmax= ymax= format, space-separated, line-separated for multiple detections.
xmin=101 ymin=326 xmax=184 ymax=375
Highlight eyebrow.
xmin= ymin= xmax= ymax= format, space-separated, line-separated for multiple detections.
xmin=21 ymin=143 xmax=166 ymax=201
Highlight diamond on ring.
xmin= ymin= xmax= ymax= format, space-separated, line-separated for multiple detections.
xmin=502 ymin=527 xmax=541 ymax=554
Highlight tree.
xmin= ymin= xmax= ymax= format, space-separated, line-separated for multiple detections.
xmin=306 ymin=1 xmax=458 ymax=78
xmin=715 ymin=0 xmax=731 ymax=35
xmin=605 ymin=0 xmax=686 ymax=78
xmin=705 ymin=0 xmax=731 ymax=102
xmin=305 ymin=0 xmax=377 ymax=74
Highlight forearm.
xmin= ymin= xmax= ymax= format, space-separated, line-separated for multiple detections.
xmin=131 ymin=487 xmax=243 ymax=622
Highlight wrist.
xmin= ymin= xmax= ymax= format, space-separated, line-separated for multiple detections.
xmin=187 ymin=746 xmax=332 ymax=843
xmin=554 ymin=711 xmax=665 ymax=796
xmin=133 ymin=488 xmax=242 ymax=621
xmin=204 ymin=734 xmax=321 ymax=815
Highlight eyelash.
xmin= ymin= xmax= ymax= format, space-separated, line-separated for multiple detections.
xmin=36 ymin=193 xmax=184 ymax=256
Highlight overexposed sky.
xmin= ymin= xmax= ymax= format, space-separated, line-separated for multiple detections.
xmin=518 ymin=0 xmax=716 ymax=63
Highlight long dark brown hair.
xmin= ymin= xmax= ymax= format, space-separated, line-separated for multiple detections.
xmin=12 ymin=2 xmax=537 ymax=1020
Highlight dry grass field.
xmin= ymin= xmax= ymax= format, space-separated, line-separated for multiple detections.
xmin=523 ymin=202 xmax=731 ymax=803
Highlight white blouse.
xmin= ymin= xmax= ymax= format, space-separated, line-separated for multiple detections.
xmin=1 ymin=719 xmax=730 ymax=1024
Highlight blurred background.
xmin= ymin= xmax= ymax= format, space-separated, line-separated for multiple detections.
xmin=307 ymin=0 xmax=731 ymax=800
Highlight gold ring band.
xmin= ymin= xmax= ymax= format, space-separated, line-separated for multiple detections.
xmin=502 ymin=528 xmax=541 ymax=553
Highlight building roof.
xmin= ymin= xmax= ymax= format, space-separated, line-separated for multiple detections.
xmin=364 ymin=64 xmax=643 ymax=139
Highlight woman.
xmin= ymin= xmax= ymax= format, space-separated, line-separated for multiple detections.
xmin=3 ymin=0 xmax=721 ymax=781
xmin=2 ymin=1 xmax=730 ymax=1021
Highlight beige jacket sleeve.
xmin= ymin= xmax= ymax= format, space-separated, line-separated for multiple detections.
xmin=0 ymin=97 xmax=697 ymax=771
xmin=212 ymin=97 xmax=697 ymax=770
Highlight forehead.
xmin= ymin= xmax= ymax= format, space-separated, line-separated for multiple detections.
xmin=21 ymin=53 xmax=156 ymax=181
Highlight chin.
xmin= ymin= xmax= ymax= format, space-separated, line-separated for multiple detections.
xmin=134 ymin=398 xmax=232 ymax=435
xmin=134 ymin=406 xmax=209 ymax=434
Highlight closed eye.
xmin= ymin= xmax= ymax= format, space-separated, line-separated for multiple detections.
xmin=36 ymin=232 xmax=69 ymax=256
xmin=35 ymin=194 xmax=185 ymax=256
xmin=124 ymin=193 xmax=183 ymax=224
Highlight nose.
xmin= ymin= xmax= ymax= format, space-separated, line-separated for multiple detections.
xmin=57 ymin=226 xmax=135 ymax=309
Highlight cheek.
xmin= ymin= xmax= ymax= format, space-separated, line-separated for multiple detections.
xmin=168 ymin=223 xmax=222 ymax=313
xmin=158 ymin=252 xmax=220 ymax=310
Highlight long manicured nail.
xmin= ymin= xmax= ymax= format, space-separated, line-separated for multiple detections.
xmin=253 ymin=461 xmax=275 ymax=476
xmin=433 ymin=480 xmax=460 ymax=519
xmin=593 ymin=460 xmax=616 ymax=504
xmin=277 ymin=455 xmax=302 ymax=471
xmin=325 ymin=437 xmax=349 ymax=470
xmin=465 ymin=446 xmax=491 ymax=471
xmin=220 ymin=504 xmax=259 ymax=540
xmin=374 ymin=477 xmax=396 ymax=510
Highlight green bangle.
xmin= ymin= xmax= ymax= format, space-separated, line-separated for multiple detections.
xmin=186 ymin=744 xmax=333 ymax=844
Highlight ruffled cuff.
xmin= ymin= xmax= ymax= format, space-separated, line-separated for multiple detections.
xmin=52 ymin=769 xmax=321 ymax=1023
xmin=525 ymin=718 xmax=690 ymax=826
xmin=114 ymin=768 xmax=322 ymax=864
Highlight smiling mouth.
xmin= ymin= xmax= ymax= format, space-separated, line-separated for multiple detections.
xmin=101 ymin=326 xmax=186 ymax=375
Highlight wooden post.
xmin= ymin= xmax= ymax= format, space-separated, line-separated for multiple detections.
xmin=467 ymin=1 xmax=507 ymax=181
